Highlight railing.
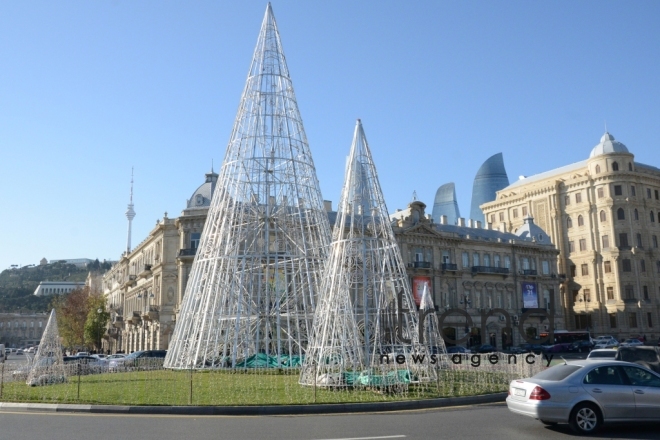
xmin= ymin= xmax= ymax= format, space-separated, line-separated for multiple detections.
xmin=413 ymin=261 xmax=431 ymax=269
xmin=521 ymin=269 xmax=538 ymax=276
xmin=441 ymin=263 xmax=458 ymax=271
xmin=471 ymin=266 xmax=510 ymax=275
xmin=178 ymin=248 xmax=197 ymax=257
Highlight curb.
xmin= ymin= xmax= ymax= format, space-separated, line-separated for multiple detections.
xmin=0 ymin=392 xmax=506 ymax=416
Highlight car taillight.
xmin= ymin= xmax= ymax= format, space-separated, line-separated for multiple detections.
xmin=529 ymin=386 xmax=551 ymax=400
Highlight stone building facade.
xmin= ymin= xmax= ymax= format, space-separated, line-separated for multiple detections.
xmin=481 ymin=132 xmax=660 ymax=340
xmin=391 ymin=200 xmax=562 ymax=349
xmin=0 ymin=312 xmax=49 ymax=347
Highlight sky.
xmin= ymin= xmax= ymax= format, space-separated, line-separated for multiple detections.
xmin=1 ymin=1 xmax=659 ymax=271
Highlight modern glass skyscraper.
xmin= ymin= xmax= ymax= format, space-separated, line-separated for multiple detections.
xmin=470 ymin=153 xmax=509 ymax=223
xmin=431 ymin=182 xmax=460 ymax=225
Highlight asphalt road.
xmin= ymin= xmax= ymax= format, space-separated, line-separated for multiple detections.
xmin=0 ymin=403 xmax=659 ymax=440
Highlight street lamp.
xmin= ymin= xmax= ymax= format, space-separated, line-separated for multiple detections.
xmin=459 ymin=294 xmax=472 ymax=344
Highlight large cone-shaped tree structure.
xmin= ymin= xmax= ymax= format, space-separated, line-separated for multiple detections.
xmin=300 ymin=120 xmax=436 ymax=387
xmin=164 ymin=4 xmax=331 ymax=369
xmin=26 ymin=309 xmax=66 ymax=386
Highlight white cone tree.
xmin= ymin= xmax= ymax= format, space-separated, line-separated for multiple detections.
xmin=26 ymin=309 xmax=66 ymax=386
xmin=164 ymin=4 xmax=331 ymax=369
xmin=301 ymin=120 xmax=437 ymax=387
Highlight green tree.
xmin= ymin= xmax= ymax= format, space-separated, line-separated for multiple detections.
xmin=84 ymin=294 xmax=110 ymax=352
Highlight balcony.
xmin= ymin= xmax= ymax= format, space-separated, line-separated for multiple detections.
xmin=521 ymin=269 xmax=538 ymax=276
xmin=471 ymin=266 xmax=510 ymax=276
xmin=413 ymin=261 xmax=431 ymax=269
xmin=130 ymin=312 xmax=142 ymax=325
xmin=178 ymin=248 xmax=197 ymax=257
xmin=142 ymin=306 xmax=160 ymax=321
xmin=112 ymin=316 xmax=124 ymax=329
xmin=441 ymin=263 xmax=458 ymax=271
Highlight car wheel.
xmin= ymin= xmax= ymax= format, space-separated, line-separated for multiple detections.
xmin=569 ymin=402 xmax=601 ymax=434
xmin=540 ymin=420 xmax=557 ymax=426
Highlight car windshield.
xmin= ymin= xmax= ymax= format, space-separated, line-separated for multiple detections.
xmin=531 ymin=364 xmax=582 ymax=381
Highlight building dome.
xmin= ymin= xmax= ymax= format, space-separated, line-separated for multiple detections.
xmin=186 ymin=170 xmax=218 ymax=209
xmin=516 ymin=216 xmax=551 ymax=245
xmin=589 ymin=132 xmax=629 ymax=158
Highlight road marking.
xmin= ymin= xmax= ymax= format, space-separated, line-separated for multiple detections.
xmin=312 ymin=436 xmax=405 ymax=440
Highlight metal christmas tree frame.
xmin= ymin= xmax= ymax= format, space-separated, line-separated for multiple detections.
xmin=26 ymin=309 xmax=66 ymax=386
xmin=300 ymin=120 xmax=438 ymax=388
xmin=164 ymin=4 xmax=331 ymax=369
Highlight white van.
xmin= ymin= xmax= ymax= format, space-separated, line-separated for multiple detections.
xmin=0 ymin=344 xmax=5 ymax=363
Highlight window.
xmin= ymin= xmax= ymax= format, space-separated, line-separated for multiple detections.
xmin=483 ymin=254 xmax=491 ymax=266
xmin=631 ymin=185 xmax=636 ymax=197
xmin=612 ymin=162 xmax=619 ymax=171
xmin=542 ymin=260 xmax=550 ymax=275
xmin=584 ymin=366 xmax=624 ymax=386
xmin=648 ymin=312 xmax=653 ymax=328
xmin=504 ymin=256 xmax=511 ymax=269
xmin=494 ymin=254 xmax=501 ymax=267
xmin=637 ymin=233 xmax=643 ymax=248
xmin=625 ymin=285 xmax=635 ymax=299
xmin=652 ymin=212 xmax=656 ymax=223
xmin=656 ymin=190 xmax=659 ymax=200
xmin=634 ymin=209 xmax=639 ymax=221
xmin=602 ymin=235 xmax=610 ymax=249
xmin=521 ymin=257 xmax=530 ymax=270
xmin=499 ymin=212 xmax=504 ymax=222
xmin=581 ymin=264 xmax=589 ymax=276
xmin=190 ymin=232 xmax=201 ymax=249
xmin=595 ymin=165 xmax=601 ymax=174
xmin=629 ymin=162 xmax=633 ymax=171
xmin=607 ymin=287 xmax=614 ymax=300
xmin=653 ymin=236 xmax=658 ymax=248
xmin=564 ymin=195 xmax=570 ymax=206
xmin=609 ymin=313 xmax=617 ymax=328
xmin=629 ymin=313 xmax=638 ymax=328
xmin=570 ymin=265 xmax=576 ymax=277
xmin=584 ymin=289 xmax=591 ymax=302
xmin=641 ymin=260 xmax=646 ymax=272
xmin=643 ymin=286 xmax=649 ymax=300
xmin=604 ymin=261 xmax=612 ymax=273
xmin=579 ymin=239 xmax=587 ymax=251
xmin=576 ymin=193 xmax=582 ymax=203
xmin=490 ymin=214 xmax=495 ymax=224
xmin=567 ymin=217 xmax=573 ymax=228
xmin=522 ymin=206 xmax=528 ymax=216
xmin=473 ymin=253 xmax=480 ymax=267
xmin=462 ymin=252 xmax=469 ymax=268
xmin=622 ymin=259 xmax=632 ymax=272
xmin=513 ymin=208 xmax=518 ymax=218
xmin=600 ymin=210 xmax=607 ymax=222
xmin=657 ymin=261 xmax=660 ymax=274
xmin=569 ymin=241 xmax=575 ymax=252
xmin=648 ymin=188 xmax=653 ymax=199
xmin=597 ymin=187 xmax=604 ymax=198
xmin=578 ymin=215 xmax=584 ymax=226
xmin=614 ymin=185 xmax=623 ymax=196
xmin=617 ymin=208 xmax=625 ymax=220
xmin=620 ymin=233 xmax=629 ymax=247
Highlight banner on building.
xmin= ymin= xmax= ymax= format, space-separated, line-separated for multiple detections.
xmin=522 ymin=282 xmax=538 ymax=309
xmin=412 ymin=276 xmax=432 ymax=306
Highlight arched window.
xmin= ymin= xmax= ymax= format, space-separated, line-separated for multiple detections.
xmin=567 ymin=217 xmax=573 ymax=228
xmin=634 ymin=209 xmax=639 ymax=221
xmin=651 ymin=211 xmax=655 ymax=223
xmin=578 ymin=215 xmax=584 ymax=226
xmin=617 ymin=208 xmax=625 ymax=220
xmin=612 ymin=162 xmax=619 ymax=171
xmin=595 ymin=164 xmax=601 ymax=174
xmin=600 ymin=210 xmax=607 ymax=222
xmin=629 ymin=162 xmax=633 ymax=171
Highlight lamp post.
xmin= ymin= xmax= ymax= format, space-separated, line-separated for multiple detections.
xmin=459 ymin=294 xmax=472 ymax=345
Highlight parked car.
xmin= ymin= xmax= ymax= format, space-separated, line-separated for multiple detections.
xmin=505 ymin=346 xmax=526 ymax=355
xmin=108 ymin=350 xmax=167 ymax=372
xmin=16 ymin=349 xmax=24 ymax=355
xmin=507 ymin=359 xmax=660 ymax=434
xmin=594 ymin=339 xmax=618 ymax=349
xmin=586 ymin=349 xmax=618 ymax=360
xmin=567 ymin=340 xmax=595 ymax=353
xmin=620 ymin=339 xmax=644 ymax=347
xmin=446 ymin=346 xmax=471 ymax=354
xmin=615 ymin=346 xmax=660 ymax=374
xmin=63 ymin=355 xmax=106 ymax=375
xmin=106 ymin=354 xmax=126 ymax=360
xmin=470 ymin=344 xmax=496 ymax=354
xmin=520 ymin=344 xmax=544 ymax=355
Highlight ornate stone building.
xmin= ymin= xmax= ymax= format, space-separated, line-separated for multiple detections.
xmin=481 ymin=132 xmax=660 ymax=340
xmin=391 ymin=200 xmax=562 ymax=349
xmin=102 ymin=170 xmax=217 ymax=353
xmin=0 ymin=312 xmax=49 ymax=347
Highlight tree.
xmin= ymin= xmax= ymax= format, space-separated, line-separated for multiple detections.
xmin=51 ymin=286 xmax=90 ymax=350
xmin=84 ymin=294 xmax=110 ymax=352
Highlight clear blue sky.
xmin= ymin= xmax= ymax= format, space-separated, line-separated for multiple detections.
xmin=1 ymin=1 xmax=659 ymax=271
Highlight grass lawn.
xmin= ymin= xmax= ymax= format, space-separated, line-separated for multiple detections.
xmin=0 ymin=369 xmax=510 ymax=406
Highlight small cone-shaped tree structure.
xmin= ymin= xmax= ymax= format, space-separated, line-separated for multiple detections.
xmin=26 ymin=309 xmax=66 ymax=386
xmin=301 ymin=120 xmax=434 ymax=388
xmin=165 ymin=4 xmax=331 ymax=369
xmin=419 ymin=284 xmax=446 ymax=355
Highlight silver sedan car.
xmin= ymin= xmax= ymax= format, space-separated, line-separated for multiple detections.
xmin=507 ymin=359 xmax=660 ymax=434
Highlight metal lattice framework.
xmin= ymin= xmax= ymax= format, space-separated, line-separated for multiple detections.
xmin=164 ymin=4 xmax=331 ymax=370
xmin=300 ymin=120 xmax=438 ymax=387
xmin=26 ymin=309 xmax=66 ymax=386
xmin=420 ymin=284 xmax=447 ymax=356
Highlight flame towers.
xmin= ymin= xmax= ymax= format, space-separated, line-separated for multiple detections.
xmin=164 ymin=4 xmax=331 ymax=369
